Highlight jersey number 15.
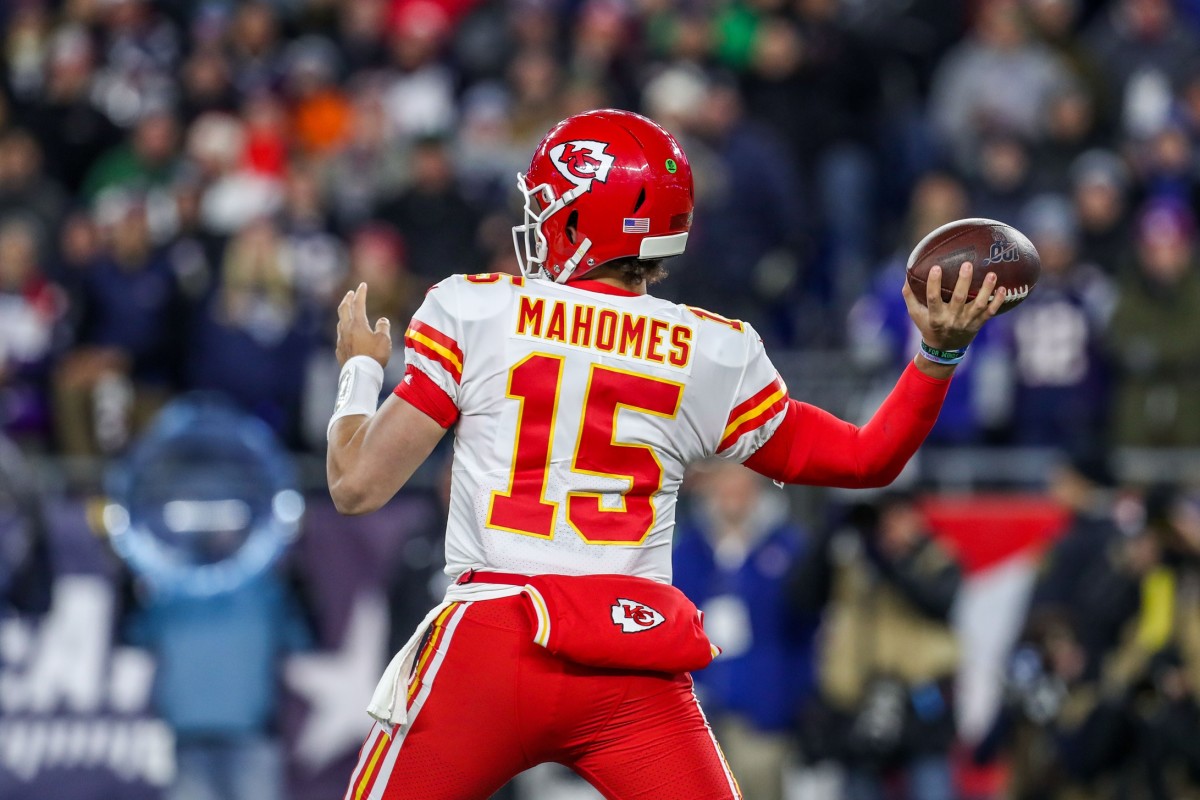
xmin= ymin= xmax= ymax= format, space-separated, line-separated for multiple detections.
xmin=487 ymin=353 xmax=683 ymax=545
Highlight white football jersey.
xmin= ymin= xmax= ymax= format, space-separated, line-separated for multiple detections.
xmin=402 ymin=273 xmax=788 ymax=583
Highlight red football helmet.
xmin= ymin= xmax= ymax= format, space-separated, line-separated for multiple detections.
xmin=513 ymin=109 xmax=694 ymax=283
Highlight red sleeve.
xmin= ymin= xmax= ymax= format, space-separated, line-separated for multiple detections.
xmin=395 ymin=365 xmax=460 ymax=429
xmin=743 ymin=361 xmax=950 ymax=488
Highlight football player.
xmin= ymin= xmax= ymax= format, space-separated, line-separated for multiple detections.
xmin=327 ymin=110 xmax=1005 ymax=800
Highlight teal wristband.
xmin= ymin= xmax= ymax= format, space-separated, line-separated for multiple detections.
xmin=919 ymin=341 xmax=968 ymax=365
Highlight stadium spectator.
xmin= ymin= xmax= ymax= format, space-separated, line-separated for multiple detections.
xmin=1132 ymin=121 xmax=1197 ymax=209
xmin=322 ymin=83 xmax=412 ymax=231
xmin=974 ymin=615 xmax=1094 ymax=799
xmin=53 ymin=211 xmax=103 ymax=283
xmin=738 ymin=0 xmax=881 ymax=309
xmin=0 ymin=129 xmax=67 ymax=253
xmin=506 ymin=46 xmax=568 ymax=151
xmin=0 ymin=219 xmax=65 ymax=445
xmin=997 ymin=194 xmax=1115 ymax=452
xmin=985 ymin=469 xmax=1191 ymax=796
xmin=969 ymin=130 xmax=1037 ymax=225
xmin=791 ymin=493 xmax=961 ymax=800
xmin=82 ymin=107 xmax=181 ymax=202
xmin=929 ymin=0 xmax=1071 ymax=169
xmin=2 ymin=4 xmax=51 ymax=104
xmin=381 ymin=0 xmax=457 ymax=139
xmin=1027 ymin=450 xmax=1124 ymax=641
xmin=672 ymin=462 xmax=816 ymax=800
xmin=1181 ymin=65 xmax=1200 ymax=146
xmin=91 ymin=0 xmax=180 ymax=126
xmin=278 ymin=163 xmax=347 ymax=309
xmin=179 ymin=46 xmax=239 ymax=123
xmin=242 ymin=92 xmax=291 ymax=182
xmin=375 ymin=135 xmax=483 ymax=280
xmin=1107 ymin=200 xmax=1200 ymax=446
xmin=1040 ymin=484 xmax=1200 ymax=796
xmin=54 ymin=194 xmax=182 ymax=456
xmin=228 ymin=2 xmax=283 ymax=98
xmin=1031 ymin=80 xmax=1103 ymax=194
xmin=1084 ymin=0 xmax=1200 ymax=138
xmin=335 ymin=0 xmax=391 ymax=74
xmin=1071 ymin=148 xmax=1134 ymax=274
xmin=161 ymin=174 xmax=223 ymax=301
xmin=283 ymin=35 xmax=353 ymax=158
xmin=15 ymin=26 xmax=121 ymax=193
xmin=1024 ymin=0 xmax=1107 ymax=117
xmin=0 ymin=434 xmax=51 ymax=616
xmin=568 ymin=1 xmax=640 ymax=111
xmin=452 ymin=85 xmax=528 ymax=211
xmin=185 ymin=218 xmax=312 ymax=439
xmin=340 ymin=224 xmax=420 ymax=332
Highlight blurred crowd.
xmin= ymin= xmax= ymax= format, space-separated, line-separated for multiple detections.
xmin=975 ymin=462 xmax=1200 ymax=800
xmin=0 ymin=0 xmax=1200 ymax=455
xmin=678 ymin=458 xmax=1200 ymax=800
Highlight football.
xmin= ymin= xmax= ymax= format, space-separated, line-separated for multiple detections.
xmin=906 ymin=218 xmax=1040 ymax=314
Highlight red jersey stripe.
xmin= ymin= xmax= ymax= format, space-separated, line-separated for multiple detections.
xmin=404 ymin=334 xmax=464 ymax=383
xmin=718 ymin=390 xmax=788 ymax=452
xmin=408 ymin=320 xmax=463 ymax=363
xmin=723 ymin=375 xmax=786 ymax=433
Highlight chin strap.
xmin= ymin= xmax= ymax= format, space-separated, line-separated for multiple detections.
xmin=556 ymin=238 xmax=592 ymax=283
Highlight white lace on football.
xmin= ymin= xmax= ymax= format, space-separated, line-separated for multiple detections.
xmin=999 ymin=284 xmax=1031 ymax=303
xmin=512 ymin=172 xmax=589 ymax=282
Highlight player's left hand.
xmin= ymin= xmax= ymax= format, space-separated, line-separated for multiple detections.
xmin=336 ymin=282 xmax=392 ymax=368
xmin=902 ymin=261 xmax=1006 ymax=352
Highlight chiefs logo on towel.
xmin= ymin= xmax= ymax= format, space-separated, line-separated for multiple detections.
xmin=611 ymin=599 xmax=665 ymax=633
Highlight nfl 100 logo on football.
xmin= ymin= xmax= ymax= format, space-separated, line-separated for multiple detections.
xmin=983 ymin=229 xmax=1020 ymax=266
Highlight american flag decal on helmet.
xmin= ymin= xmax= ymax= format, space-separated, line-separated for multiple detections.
xmin=623 ymin=218 xmax=650 ymax=233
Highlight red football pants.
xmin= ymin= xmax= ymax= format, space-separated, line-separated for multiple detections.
xmin=344 ymin=596 xmax=742 ymax=800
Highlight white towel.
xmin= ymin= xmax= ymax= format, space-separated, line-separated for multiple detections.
xmin=367 ymin=582 xmax=526 ymax=727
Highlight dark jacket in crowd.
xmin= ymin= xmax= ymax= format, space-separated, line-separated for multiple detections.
xmin=1107 ymin=266 xmax=1200 ymax=446
xmin=789 ymin=506 xmax=961 ymax=768
xmin=77 ymin=250 xmax=185 ymax=387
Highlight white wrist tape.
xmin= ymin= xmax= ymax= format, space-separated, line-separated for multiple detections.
xmin=328 ymin=356 xmax=385 ymax=440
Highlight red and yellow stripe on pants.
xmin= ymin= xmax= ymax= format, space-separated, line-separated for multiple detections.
xmin=405 ymin=602 xmax=463 ymax=707
xmin=343 ymin=602 xmax=466 ymax=800
xmin=346 ymin=728 xmax=392 ymax=800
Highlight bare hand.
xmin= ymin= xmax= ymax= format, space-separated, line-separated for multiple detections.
xmin=336 ymin=283 xmax=392 ymax=368
xmin=902 ymin=261 xmax=1005 ymax=352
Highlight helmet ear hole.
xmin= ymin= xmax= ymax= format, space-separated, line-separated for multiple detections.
xmin=632 ymin=187 xmax=646 ymax=213
xmin=566 ymin=210 xmax=580 ymax=244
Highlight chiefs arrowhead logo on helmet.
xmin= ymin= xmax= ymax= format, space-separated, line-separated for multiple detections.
xmin=513 ymin=110 xmax=694 ymax=282
xmin=549 ymin=140 xmax=615 ymax=191
xmin=611 ymin=598 xmax=666 ymax=633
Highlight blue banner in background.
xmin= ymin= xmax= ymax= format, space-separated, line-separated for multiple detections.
xmin=0 ymin=499 xmax=172 ymax=800
xmin=0 ymin=491 xmax=443 ymax=800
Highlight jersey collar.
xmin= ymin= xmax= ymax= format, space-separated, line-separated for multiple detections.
xmin=565 ymin=279 xmax=641 ymax=297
